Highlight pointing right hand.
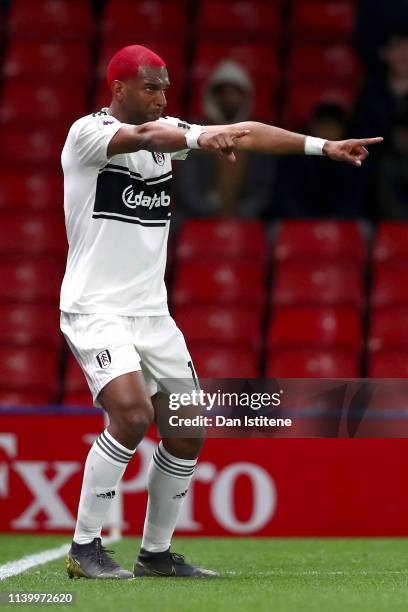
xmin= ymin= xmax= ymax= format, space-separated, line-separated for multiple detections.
xmin=197 ymin=128 xmax=251 ymax=162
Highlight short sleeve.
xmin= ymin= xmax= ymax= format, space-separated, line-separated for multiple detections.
xmin=75 ymin=114 xmax=123 ymax=167
xmin=158 ymin=116 xmax=204 ymax=161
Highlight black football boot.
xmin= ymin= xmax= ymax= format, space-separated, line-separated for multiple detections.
xmin=134 ymin=548 xmax=219 ymax=578
xmin=66 ymin=538 xmax=133 ymax=580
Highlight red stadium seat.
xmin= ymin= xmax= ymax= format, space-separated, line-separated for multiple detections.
xmin=64 ymin=389 xmax=93 ymax=406
xmin=197 ymin=1 xmax=280 ymax=38
xmin=103 ymin=0 xmax=187 ymax=37
xmin=0 ymin=390 xmax=55 ymax=406
xmin=178 ymin=219 xmax=267 ymax=262
xmin=373 ymin=222 xmax=408 ymax=263
xmin=174 ymin=306 xmax=261 ymax=350
xmin=273 ymin=221 xmax=366 ymax=264
xmin=0 ymin=80 xmax=86 ymax=123
xmin=0 ymin=213 xmax=66 ymax=258
xmin=267 ymin=348 xmax=360 ymax=377
xmin=368 ymin=307 xmax=408 ymax=353
xmin=268 ymin=306 xmax=361 ymax=351
xmin=291 ymin=1 xmax=355 ymax=41
xmin=272 ymin=261 xmax=363 ymax=308
xmin=92 ymin=83 xmax=111 ymax=116
xmin=0 ymin=171 xmax=62 ymax=212
xmin=3 ymin=40 xmax=91 ymax=81
xmin=190 ymin=347 xmax=259 ymax=378
xmin=0 ymin=259 xmax=63 ymax=303
xmin=8 ymin=0 xmax=95 ymax=39
xmin=368 ymin=351 xmax=408 ymax=377
xmin=173 ymin=261 xmax=265 ymax=308
xmin=285 ymin=83 xmax=357 ymax=128
xmin=0 ymin=126 xmax=67 ymax=167
xmin=372 ymin=263 xmax=408 ymax=307
xmin=0 ymin=347 xmax=58 ymax=402
xmin=288 ymin=44 xmax=361 ymax=84
xmin=63 ymin=357 xmax=93 ymax=406
xmin=0 ymin=304 xmax=61 ymax=347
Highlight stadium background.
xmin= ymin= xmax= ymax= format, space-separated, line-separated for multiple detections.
xmin=1 ymin=0 xmax=408 ymax=539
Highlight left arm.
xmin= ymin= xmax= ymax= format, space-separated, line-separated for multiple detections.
xmin=200 ymin=121 xmax=383 ymax=167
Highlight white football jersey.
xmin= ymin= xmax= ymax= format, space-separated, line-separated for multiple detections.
xmin=60 ymin=109 xmax=194 ymax=316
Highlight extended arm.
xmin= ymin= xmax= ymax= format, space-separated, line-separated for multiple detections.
xmin=107 ymin=120 xmax=383 ymax=166
xmin=201 ymin=121 xmax=383 ymax=167
xmin=107 ymin=122 xmax=249 ymax=160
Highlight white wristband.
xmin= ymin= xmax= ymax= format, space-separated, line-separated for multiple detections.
xmin=304 ymin=136 xmax=327 ymax=156
xmin=185 ymin=126 xmax=206 ymax=149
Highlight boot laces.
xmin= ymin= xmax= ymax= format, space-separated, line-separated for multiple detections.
xmin=169 ymin=552 xmax=185 ymax=564
xmin=83 ymin=540 xmax=119 ymax=570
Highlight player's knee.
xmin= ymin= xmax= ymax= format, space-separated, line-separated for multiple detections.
xmin=165 ymin=433 xmax=205 ymax=459
xmin=114 ymin=396 xmax=154 ymax=435
xmin=184 ymin=434 xmax=205 ymax=457
xmin=126 ymin=402 xmax=154 ymax=434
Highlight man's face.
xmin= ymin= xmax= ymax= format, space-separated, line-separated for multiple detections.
xmin=382 ymin=37 xmax=408 ymax=77
xmin=212 ymin=83 xmax=248 ymax=121
xmin=114 ymin=65 xmax=170 ymax=123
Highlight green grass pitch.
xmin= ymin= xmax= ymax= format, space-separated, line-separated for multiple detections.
xmin=1 ymin=535 xmax=408 ymax=612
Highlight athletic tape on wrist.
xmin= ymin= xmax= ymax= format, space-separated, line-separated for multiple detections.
xmin=185 ymin=126 xmax=206 ymax=149
xmin=304 ymin=136 xmax=327 ymax=156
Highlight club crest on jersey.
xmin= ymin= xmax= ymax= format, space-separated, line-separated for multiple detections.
xmin=122 ymin=186 xmax=170 ymax=209
xmin=96 ymin=349 xmax=111 ymax=369
xmin=152 ymin=152 xmax=165 ymax=165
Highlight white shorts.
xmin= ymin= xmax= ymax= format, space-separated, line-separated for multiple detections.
xmin=60 ymin=312 xmax=198 ymax=407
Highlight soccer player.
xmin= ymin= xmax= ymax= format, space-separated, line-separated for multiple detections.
xmin=60 ymin=45 xmax=382 ymax=579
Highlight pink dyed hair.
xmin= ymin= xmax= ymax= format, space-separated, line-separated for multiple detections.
xmin=107 ymin=45 xmax=165 ymax=87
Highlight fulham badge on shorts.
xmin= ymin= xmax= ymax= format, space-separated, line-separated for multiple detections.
xmin=96 ymin=349 xmax=111 ymax=369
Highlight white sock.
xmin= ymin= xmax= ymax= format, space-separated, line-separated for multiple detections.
xmin=73 ymin=429 xmax=135 ymax=545
xmin=141 ymin=442 xmax=197 ymax=553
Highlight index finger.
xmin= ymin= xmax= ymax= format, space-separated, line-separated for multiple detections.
xmin=356 ymin=137 xmax=384 ymax=146
xmin=231 ymin=129 xmax=251 ymax=140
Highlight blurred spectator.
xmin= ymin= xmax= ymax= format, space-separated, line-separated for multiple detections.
xmin=174 ymin=60 xmax=276 ymax=218
xmin=352 ymin=30 xmax=408 ymax=143
xmin=273 ymin=103 xmax=365 ymax=218
xmin=355 ymin=0 xmax=408 ymax=72
xmin=377 ymin=106 xmax=408 ymax=218
xmin=348 ymin=30 xmax=408 ymax=215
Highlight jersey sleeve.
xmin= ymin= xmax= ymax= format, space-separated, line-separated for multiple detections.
xmin=74 ymin=114 xmax=124 ymax=167
xmin=158 ymin=116 xmax=204 ymax=161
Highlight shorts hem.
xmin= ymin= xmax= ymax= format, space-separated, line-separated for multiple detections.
xmin=92 ymin=365 xmax=142 ymax=407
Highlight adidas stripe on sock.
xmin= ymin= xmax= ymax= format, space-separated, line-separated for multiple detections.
xmin=152 ymin=442 xmax=196 ymax=479
xmin=94 ymin=429 xmax=135 ymax=467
